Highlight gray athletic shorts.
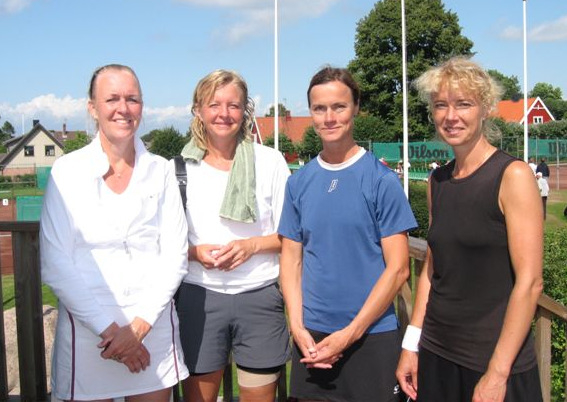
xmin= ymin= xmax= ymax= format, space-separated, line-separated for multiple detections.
xmin=176 ymin=282 xmax=291 ymax=374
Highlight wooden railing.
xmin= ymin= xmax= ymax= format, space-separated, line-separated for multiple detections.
xmin=1 ymin=223 xmax=566 ymax=401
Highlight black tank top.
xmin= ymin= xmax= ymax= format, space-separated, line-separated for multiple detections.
xmin=421 ymin=150 xmax=537 ymax=373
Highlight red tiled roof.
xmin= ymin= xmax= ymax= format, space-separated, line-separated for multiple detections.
xmin=254 ymin=115 xmax=312 ymax=143
xmin=491 ymin=98 xmax=537 ymax=123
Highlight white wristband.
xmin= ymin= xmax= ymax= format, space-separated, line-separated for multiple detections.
xmin=401 ymin=325 xmax=421 ymax=352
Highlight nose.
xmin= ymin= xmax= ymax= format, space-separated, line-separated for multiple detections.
xmin=219 ymin=104 xmax=230 ymax=117
xmin=117 ymin=98 xmax=128 ymax=113
xmin=446 ymin=105 xmax=458 ymax=120
xmin=324 ymin=108 xmax=336 ymax=123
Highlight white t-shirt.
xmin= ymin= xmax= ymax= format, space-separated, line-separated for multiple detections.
xmin=182 ymin=143 xmax=290 ymax=294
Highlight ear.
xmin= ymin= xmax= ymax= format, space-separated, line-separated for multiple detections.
xmin=87 ymin=100 xmax=98 ymax=121
xmin=194 ymin=108 xmax=203 ymax=122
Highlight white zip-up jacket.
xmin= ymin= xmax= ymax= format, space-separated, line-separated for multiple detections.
xmin=40 ymin=135 xmax=189 ymax=336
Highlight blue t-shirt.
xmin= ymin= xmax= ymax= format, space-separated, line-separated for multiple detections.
xmin=278 ymin=151 xmax=417 ymax=334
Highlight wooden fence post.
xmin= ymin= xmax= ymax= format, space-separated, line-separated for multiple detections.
xmin=535 ymin=306 xmax=552 ymax=402
xmin=12 ymin=223 xmax=48 ymax=402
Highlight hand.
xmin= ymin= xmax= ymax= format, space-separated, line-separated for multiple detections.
xmin=119 ymin=344 xmax=151 ymax=373
xmin=214 ymin=239 xmax=255 ymax=271
xmin=299 ymin=328 xmax=349 ymax=369
xmin=291 ymin=327 xmax=322 ymax=366
xmin=396 ymin=349 xmax=419 ymax=401
xmin=98 ymin=318 xmax=152 ymax=372
xmin=472 ymin=371 xmax=507 ymax=402
xmin=191 ymin=244 xmax=222 ymax=269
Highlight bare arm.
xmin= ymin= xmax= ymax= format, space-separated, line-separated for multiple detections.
xmin=396 ymin=248 xmax=433 ymax=400
xmin=396 ymin=179 xmax=434 ymax=400
xmin=280 ymin=237 xmax=322 ymax=364
xmin=473 ymin=161 xmax=543 ymax=401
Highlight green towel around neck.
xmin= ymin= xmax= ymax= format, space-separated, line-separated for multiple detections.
xmin=181 ymin=137 xmax=257 ymax=223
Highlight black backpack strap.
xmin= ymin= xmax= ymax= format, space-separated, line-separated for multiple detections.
xmin=172 ymin=155 xmax=187 ymax=309
xmin=173 ymin=155 xmax=187 ymax=211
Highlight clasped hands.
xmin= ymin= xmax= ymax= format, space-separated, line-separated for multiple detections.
xmin=98 ymin=318 xmax=151 ymax=373
xmin=293 ymin=327 xmax=351 ymax=369
xmin=193 ymin=239 xmax=255 ymax=271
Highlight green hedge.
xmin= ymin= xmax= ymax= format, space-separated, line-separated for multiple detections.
xmin=408 ymin=180 xmax=428 ymax=239
xmin=543 ymin=228 xmax=567 ymax=401
xmin=0 ymin=174 xmax=36 ymax=190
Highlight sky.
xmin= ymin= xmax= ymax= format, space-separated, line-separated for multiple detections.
xmin=1 ymin=0 xmax=566 ymax=137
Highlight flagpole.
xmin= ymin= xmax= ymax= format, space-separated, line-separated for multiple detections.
xmin=401 ymin=0 xmax=409 ymax=197
xmin=523 ymin=0 xmax=528 ymax=162
xmin=274 ymin=0 xmax=279 ymax=151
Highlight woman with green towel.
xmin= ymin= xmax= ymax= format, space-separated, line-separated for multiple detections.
xmin=175 ymin=70 xmax=291 ymax=402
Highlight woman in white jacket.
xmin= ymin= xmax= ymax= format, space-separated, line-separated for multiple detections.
xmin=40 ymin=64 xmax=189 ymax=401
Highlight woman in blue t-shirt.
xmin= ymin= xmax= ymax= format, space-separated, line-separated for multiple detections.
xmin=278 ymin=66 xmax=417 ymax=402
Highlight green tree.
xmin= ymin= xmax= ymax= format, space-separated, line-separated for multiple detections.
xmin=0 ymin=119 xmax=16 ymax=143
xmin=140 ymin=129 xmax=162 ymax=144
xmin=353 ymin=114 xmax=396 ymax=143
xmin=529 ymin=82 xmax=563 ymax=100
xmin=528 ymin=83 xmax=566 ymax=120
xmin=297 ymin=127 xmax=322 ymax=160
xmin=265 ymin=103 xmax=289 ymax=117
xmin=148 ymin=126 xmax=189 ymax=160
xmin=348 ymin=0 xmax=473 ymax=139
xmin=487 ymin=70 xmax=522 ymax=100
xmin=64 ymin=132 xmax=90 ymax=153
xmin=1 ymin=120 xmax=15 ymax=138
xmin=543 ymin=99 xmax=567 ymax=121
xmin=263 ymin=133 xmax=296 ymax=155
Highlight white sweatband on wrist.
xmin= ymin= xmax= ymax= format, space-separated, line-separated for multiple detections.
xmin=401 ymin=325 xmax=421 ymax=352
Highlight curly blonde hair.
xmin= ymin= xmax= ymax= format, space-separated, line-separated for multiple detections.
xmin=190 ymin=70 xmax=255 ymax=150
xmin=414 ymin=56 xmax=504 ymax=142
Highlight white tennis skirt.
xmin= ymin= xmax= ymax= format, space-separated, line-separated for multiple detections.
xmin=51 ymin=301 xmax=189 ymax=400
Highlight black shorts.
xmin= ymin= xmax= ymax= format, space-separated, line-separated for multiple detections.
xmin=290 ymin=328 xmax=403 ymax=402
xmin=417 ymin=346 xmax=543 ymax=402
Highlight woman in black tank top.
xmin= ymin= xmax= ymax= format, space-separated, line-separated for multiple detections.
xmin=396 ymin=57 xmax=544 ymax=402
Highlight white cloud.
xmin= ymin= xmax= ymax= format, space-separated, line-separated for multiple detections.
xmin=175 ymin=0 xmax=339 ymax=43
xmin=0 ymin=0 xmax=33 ymax=14
xmin=530 ymin=15 xmax=567 ymax=42
xmin=144 ymin=105 xmax=191 ymax=131
xmin=0 ymin=94 xmax=86 ymax=122
xmin=500 ymin=25 xmax=522 ymax=40
xmin=500 ymin=15 xmax=567 ymax=42
xmin=0 ymin=95 xmax=194 ymax=135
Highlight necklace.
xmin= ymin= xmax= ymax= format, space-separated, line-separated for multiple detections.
xmin=454 ymin=147 xmax=494 ymax=179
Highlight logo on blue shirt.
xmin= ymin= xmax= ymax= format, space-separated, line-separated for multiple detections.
xmin=328 ymin=179 xmax=338 ymax=193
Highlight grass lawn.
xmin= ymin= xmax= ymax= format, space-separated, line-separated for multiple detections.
xmin=544 ymin=189 xmax=567 ymax=232
xmin=1 ymin=275 xmax=57 ymax=310
xmin=0 ymin=187 xmax=44 ymax=199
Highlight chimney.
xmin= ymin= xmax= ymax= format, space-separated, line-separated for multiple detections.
xmin=285 ymin=110 xmax=291 ymax=121
xmin=63 ymin=123 xmax=67 ymax=138
xmin=33 ymin=119 xmax=40 ymax=127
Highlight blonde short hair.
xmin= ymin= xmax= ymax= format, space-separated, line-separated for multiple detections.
xmin=190 ymin=70 xmax=255 ymax=150
xmin=414 ymin=56 xmax=504 ymax=142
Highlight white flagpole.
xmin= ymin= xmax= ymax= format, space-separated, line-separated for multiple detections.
xmin=274 ymin=0 xmax=279 ymax=151
xmin=523 ymin=0 xmax=529 ymax=162
xmin=401 ymin=0 xmax=409 ymax=197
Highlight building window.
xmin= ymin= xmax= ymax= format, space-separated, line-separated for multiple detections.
xmin=533 ymin=116 xmax=543 ymax=124
xmin=45 ymin=145 xmax=55 ymax=156
xmin=24 ymin=145 xmax=34 ymax=157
